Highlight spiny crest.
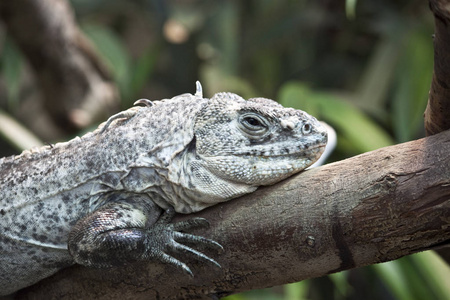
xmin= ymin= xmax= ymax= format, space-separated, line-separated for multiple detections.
xmin=195 ymin=81 xmax=203 ymax=98
xmin=205 ymin=92 xmax=300 ymax=122
xmin=248 ymin=97 xmax=310 ymax=120
xmin=248 ymin=97 xmax=284 ymax=109
xmin=210 ymin=92 xmax=246 ymax=103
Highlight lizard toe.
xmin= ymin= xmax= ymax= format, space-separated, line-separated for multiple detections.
xmin=171 ymin=217 xmax=210 ymax=231
xmin=156 ymin=207 xmax=176 ymax=225
xmin=171 ymin=241 xmax=221 ymax=269
xmin=157 ymin=252 xmax=194 ymax=277
xmin=174 ymin=232 xmax=224 ymax=253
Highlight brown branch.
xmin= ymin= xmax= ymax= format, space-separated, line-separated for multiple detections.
xmin=0 ymin=0 xmax=119 ymax=132
xmin=18 ymin=130 xmax=450 ymax=299
xmin=425 ymin=0 xmax=450 ymax=265
xmin=425 ymin=0 xmax=450 ymax=135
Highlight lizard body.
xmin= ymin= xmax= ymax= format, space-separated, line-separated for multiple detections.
xmin=0 ymin=82 xmax=327 ymax=295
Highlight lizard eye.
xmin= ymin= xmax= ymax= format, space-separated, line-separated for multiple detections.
xmin=244 ymin=117 xmax=262 ymax=127
xmin=238 ymin=113 xmax=268 ymax=136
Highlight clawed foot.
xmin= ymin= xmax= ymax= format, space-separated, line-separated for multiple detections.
xmin=145 ymin=207 xmax=223 ymax=276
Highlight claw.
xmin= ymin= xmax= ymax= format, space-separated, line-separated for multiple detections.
xmin=172 ymin=241 xmax=222 ymax=269
xmin=159 ymin=252 xmax=194 ymax=277
xmin=148 ymin=212 xmax=223 ymax=276
xmin=174 ymin=232 xmax=224 ymax=253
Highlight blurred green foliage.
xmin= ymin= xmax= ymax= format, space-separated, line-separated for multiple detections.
xmin=278 ymin=82 xmax=394 ymax=155
xmin=0 ymin=36 xmax=22 ymax=110
xmin=0 ymin=0 xmax=447 ymax=299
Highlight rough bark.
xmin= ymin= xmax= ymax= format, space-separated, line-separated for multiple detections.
xmin=17 ymin=130 xmax=450 ymax=299
xmin=425 ymin=0 xmax=450 ymax=135
xmin=425 ymin=0 xmax=450 ymax=264
xmin=0 ymin=0 xmax=119 ymax=132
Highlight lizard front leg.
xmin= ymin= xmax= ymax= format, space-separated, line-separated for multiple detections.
xmin=68 ymin=193 xmax=223 ymax=275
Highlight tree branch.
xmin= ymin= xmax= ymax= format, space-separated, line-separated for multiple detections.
xmin=424 ymin=0 xmax=450 ymax=265
xmin=18 ymin=130 xmax=450 ymax=299
xmin=425 ymin=0 xmax=450 ymax=135
xmin=0 ymin=0 xmax=119 ymax=132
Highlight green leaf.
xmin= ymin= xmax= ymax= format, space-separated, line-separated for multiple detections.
xmin=81 ymin=23 xmax=131 ymax=99
xmin=410 ymin=251 xmax=450 ymax=300
xmin=372 ymin=253 xmax=449 ymax=300
xmin=200 ymin=64 xmax=259 ymax=99
xmin=284 ymin=280 xmax=309 ymax=300
xmin=127 ymin=45 xmax=160 ymax=104
xmin=346 ymin=0 xmax=358 ymax=19
xmin=329 ymin=271 xmax=352 ymax=298
xmin=278 ymin=82 xmax=394 ymax=154
xmin=392 ymin=28 xmax=433 ymax=142
xmin=0 ymin=37 xmax=23 ymax=109
xmin=372 ymin=260 xmax=416 ymax=300
xmin=354 ymin=35 xmax=403 ymax=117
xmin=222 ymin=294 xmax=247 ymax=300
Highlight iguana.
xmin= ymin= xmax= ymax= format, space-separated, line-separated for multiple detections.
xmin=0 ymin=82 xmax=327 ymax=296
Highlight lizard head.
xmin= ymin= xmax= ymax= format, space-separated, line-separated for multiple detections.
xmin=192 ymin=92 xmax=328 ymax=187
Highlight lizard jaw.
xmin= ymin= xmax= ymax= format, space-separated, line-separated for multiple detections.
xmin=201 ymin=143 xmax=326 ymax=186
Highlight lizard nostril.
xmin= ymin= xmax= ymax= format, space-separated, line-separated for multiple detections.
xmin=301 ymin=123 xmax=312 ymax=135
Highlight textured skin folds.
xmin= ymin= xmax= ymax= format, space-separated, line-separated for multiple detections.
xmin=0 ymin=83 xmax=327 ymax=295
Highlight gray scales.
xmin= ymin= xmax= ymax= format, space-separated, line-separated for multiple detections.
xmin=0 ymin=82 xmax=327 ymax=296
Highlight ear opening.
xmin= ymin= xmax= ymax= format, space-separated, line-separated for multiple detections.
xmin=186 ymin=135 xmax=197 ymax=153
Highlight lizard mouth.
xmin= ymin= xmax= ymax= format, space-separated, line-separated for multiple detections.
xmin=261 ymin=144 xmax=326 ymax=159
xmin=201 ymin=143 xmax=325 ymax=186
xmin=235 ymin=143 xmax=326 ymax=159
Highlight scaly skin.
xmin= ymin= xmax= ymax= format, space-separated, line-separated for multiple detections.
xmin=0 ymin=82 xmax=327 ymax=295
